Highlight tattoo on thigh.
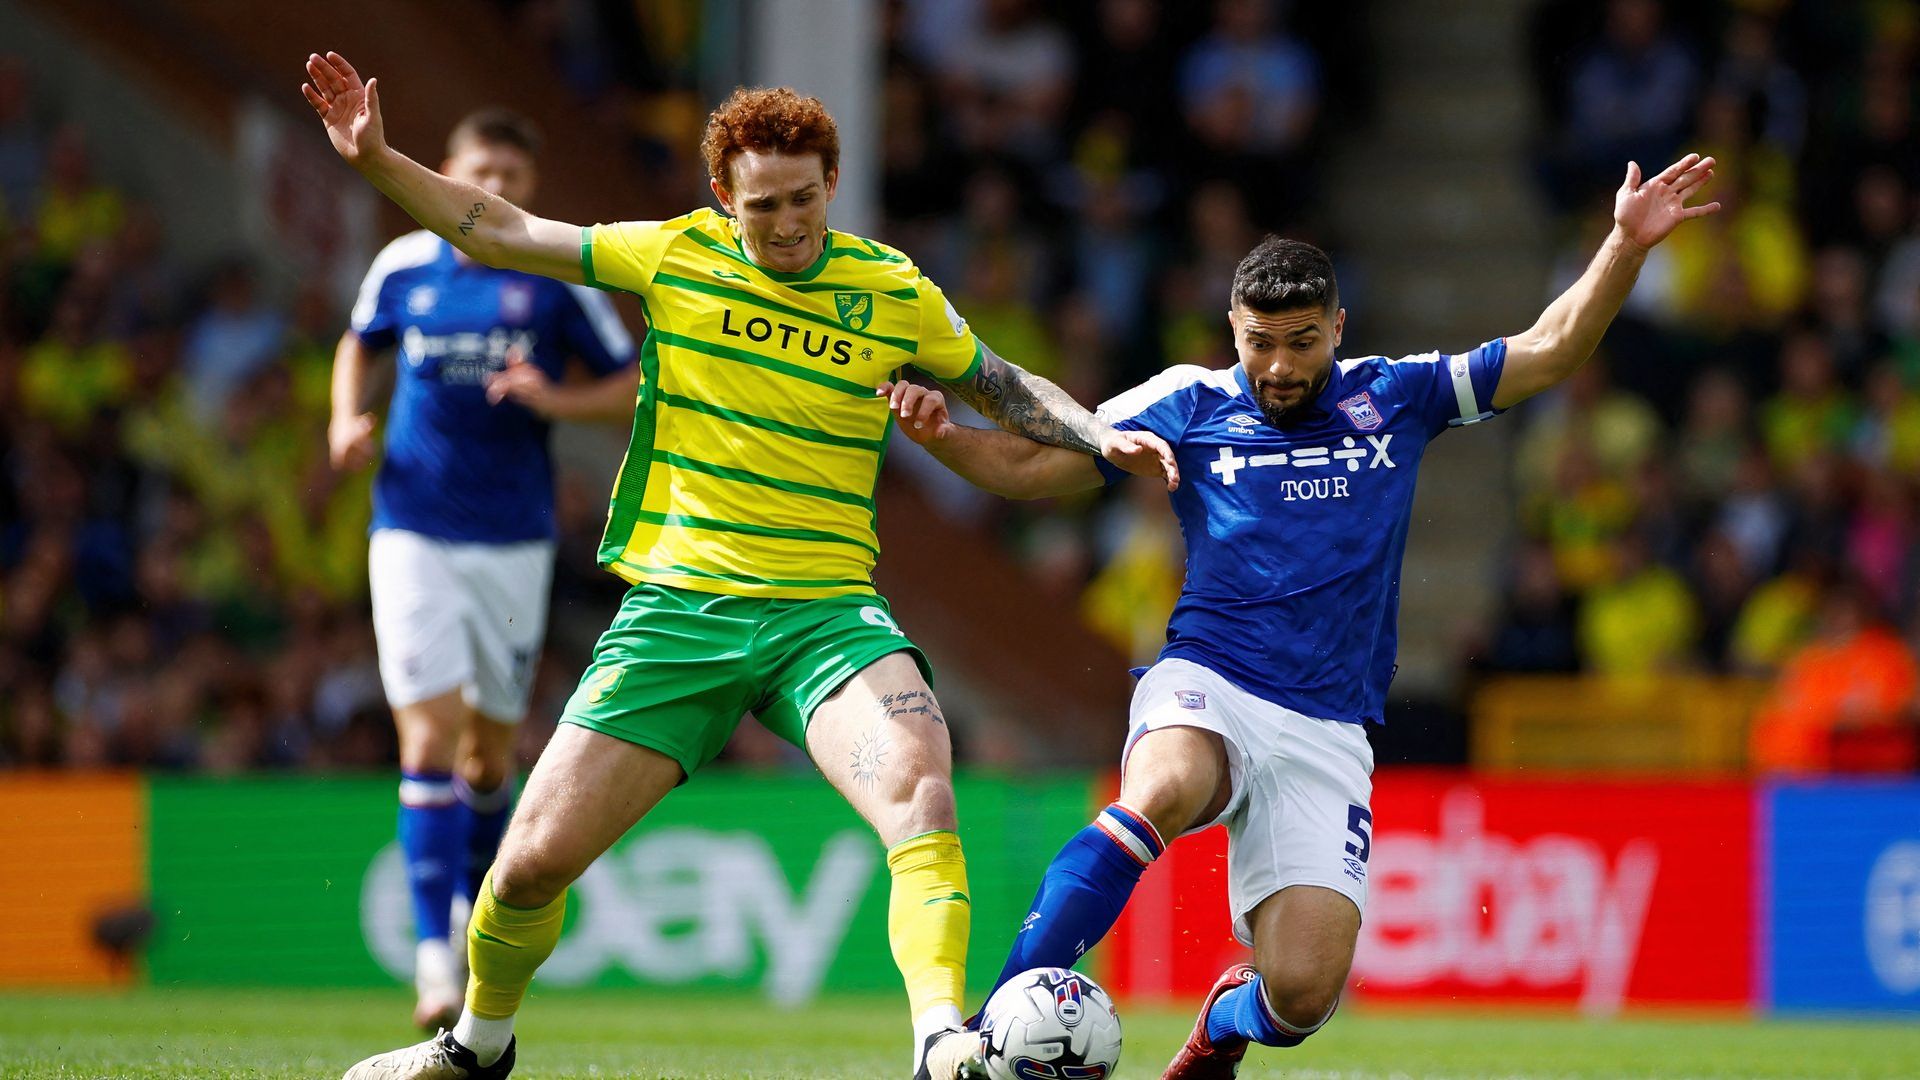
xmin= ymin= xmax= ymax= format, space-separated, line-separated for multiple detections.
xmin=881 ymin=689 xmax=945 ymax=726
xmin=851 ymin=729 xmax=890 ymax=790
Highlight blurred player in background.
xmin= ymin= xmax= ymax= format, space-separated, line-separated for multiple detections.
xmin=303 ymin=50 xmax=1174 ymax=1080
xmin=893 ymin=153 xmax=1720 ymax=1079
xmin=329 ymin=108 xmax=638 ymax=1034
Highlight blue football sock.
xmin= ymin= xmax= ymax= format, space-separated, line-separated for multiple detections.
xmin=984 ymin=804 xmax=1165 ymax=1004
xmin=398 ymin=771 xmax=468 ymax=943
xmin=1206 ymin=975 xmax=1326 ymax=1049
xmin=456 ymin=775 xmax=514 ymax=903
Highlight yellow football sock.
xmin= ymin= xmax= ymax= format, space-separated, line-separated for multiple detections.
xmin=465 ymin=869 xmax=566 ymax=1020
xmin=886 ymin=830 xmax=971 ymax=1028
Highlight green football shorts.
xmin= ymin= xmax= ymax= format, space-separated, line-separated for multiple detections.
xmin=559 ymin=582 xmax=932 ymax=777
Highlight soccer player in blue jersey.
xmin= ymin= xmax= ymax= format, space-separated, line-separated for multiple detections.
xmin=329 ymin=108 xmax=639 ymax=1032
xmin=890 ymin=153 xmax=1718 ymax=1078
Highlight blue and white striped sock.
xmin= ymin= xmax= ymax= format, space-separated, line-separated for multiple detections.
xmin=983 ymin=803 xmax=1165 ymax=1004
xmin=398 ymin=771 xmax=467 ymax=944
xmin=1206 ymin=974 xmax=1334 ymax=1049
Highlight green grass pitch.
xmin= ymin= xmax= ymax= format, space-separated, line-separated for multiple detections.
xmin=0 ymin=989 xmax=1914 ymax=1078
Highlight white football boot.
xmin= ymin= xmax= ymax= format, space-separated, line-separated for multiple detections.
xmin=342 ymin=1031 xmax=514 ymax=1079
xmin=916 ymin=1026 xmax=986 ymax=1080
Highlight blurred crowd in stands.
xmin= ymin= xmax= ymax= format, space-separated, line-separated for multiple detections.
xmin=872 ymin=0 xmax=1369 ymax=661
xmin=1475 ymin=0 xmax=1920 ymax=771
xmin=0 ymin=55 xmax=617 ymax=772
xmin=0 ymin=51 xmax=422 ymax=770
xmin=4 ymin=0 xmax=1917 ymax=774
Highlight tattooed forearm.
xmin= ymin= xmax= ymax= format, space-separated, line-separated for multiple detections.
xmin=456 ymin=200 xmax=485 ymax=235
xmin=941 ymin=347 xmax=1106 ymax=455
xmin=850 ymin=729 xmax=890 ymax=791
xmin=881 ymin=689 xmax=946 ymax=727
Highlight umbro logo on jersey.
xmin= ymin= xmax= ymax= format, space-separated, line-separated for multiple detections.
xmin=712 ymin=268 xmax=750 ymax=282
xmin=406 ymin=285 xmax=438 ymax=315
xmin=1226 ymin=413 xmax=1261 ymax=434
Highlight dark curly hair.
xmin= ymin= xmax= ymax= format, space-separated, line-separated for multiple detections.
xmin=701 ymin=87 xmax=840 ymax=189
xmin=1231 ymin=236 xmax=1339 ymax=313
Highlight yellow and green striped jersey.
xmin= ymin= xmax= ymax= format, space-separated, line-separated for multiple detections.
xmin=581 ymin=207 xmax=982 ymax=599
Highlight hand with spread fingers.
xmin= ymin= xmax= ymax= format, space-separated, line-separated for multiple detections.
xmin=301 ymin=51 xmax=386 ymax=169
xmin=1614 ymin=152 xmax=1721 ymax=251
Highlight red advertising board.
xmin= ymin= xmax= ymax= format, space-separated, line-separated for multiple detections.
xmin=1104 ymin=771 xmax=1753 ymax=1012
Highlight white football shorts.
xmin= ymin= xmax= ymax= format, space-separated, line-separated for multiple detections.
xmin=1123 ymin=657 xmax=1375 ymax=945
xmin=368 ymin=528 xmax=554 ymax=723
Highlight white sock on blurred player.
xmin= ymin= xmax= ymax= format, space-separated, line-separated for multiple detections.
xmin=414 ymin=938 xmax=463 ymax=1028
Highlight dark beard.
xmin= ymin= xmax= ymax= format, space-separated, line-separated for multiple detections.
xmin=1255 ymin=370 xmax=1330 ymax=428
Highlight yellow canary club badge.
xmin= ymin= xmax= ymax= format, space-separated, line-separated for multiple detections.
xmin=583 ymin=666 xmax=624 ymax=705
xmin=834 ymin=291 xmax=873 ymax=331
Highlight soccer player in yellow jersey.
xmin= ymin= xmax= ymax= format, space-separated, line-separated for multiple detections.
xmin=303 ymin=51 xmax=1175 ymax=1080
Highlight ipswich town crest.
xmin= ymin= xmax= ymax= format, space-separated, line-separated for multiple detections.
xmin=1337 ymin=391 xmax=1383 ymax=431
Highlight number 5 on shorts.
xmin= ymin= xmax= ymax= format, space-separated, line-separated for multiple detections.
xmin=1344 ymin=805 xmax=1373 ymax=863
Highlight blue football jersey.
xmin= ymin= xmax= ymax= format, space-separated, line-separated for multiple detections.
xmin=350 ymin=231 xmax=636 ymax=543
xmin=1095 ymin=340 xmax=1508 ymax=724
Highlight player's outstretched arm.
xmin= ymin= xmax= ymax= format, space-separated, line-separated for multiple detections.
xmin=881 ymin=381 xmax=1110 ymax=499
xmin=1493 ymin=153 xmax=1722 ymax=409
xmin=301 ymin=51 xmax=583 ymax=283
xmin=932 ymin=345 xmax=1179 ymax=490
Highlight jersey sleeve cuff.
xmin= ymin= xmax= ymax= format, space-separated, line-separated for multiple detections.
xmin=351 ymin=327 xmax=395 ymax=350
xmin=952 ymin=338 xmax=985 ymax=383
xmin=579 ymin=225 xmax=606 ymax=290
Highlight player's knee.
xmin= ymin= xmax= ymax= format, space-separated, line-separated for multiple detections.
xmin=395 ymin=707 xmax=462 ymax=772
xmin=457 ymin=746 xmax=512 ymax=793
xmin=487 ymin=809 xmax=576 ymax=907
xmin=1256 ymin=963 xmax=1341 ymax=1034
xmin=488 ymin=845 xmax=569 ymax=909
xmin=397 ymin=728 xmax=458 ymax=770
xmin=898 ymin=770 xmax=957 ymax=835
xmin=1117 ymin=771 xmax=1215 ymax=841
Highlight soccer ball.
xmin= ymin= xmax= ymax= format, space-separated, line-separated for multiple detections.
xmin=978 ymin=966 xmax=1122 ymax=1080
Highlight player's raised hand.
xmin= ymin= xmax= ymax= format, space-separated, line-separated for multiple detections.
xmin=329 ymin=411 xmax=378 ymax=471
xmin=301 ymin=52 xmax=386 ymax=168
xmin=1614 ymin=153 xmax=1721 ymax=250
xmin=878 ymin=381 xmax=955 ymax=445
xmin=1099 ymin=428 xmax=1181 ymax=491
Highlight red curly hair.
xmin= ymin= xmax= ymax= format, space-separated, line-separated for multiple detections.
xmin=701 ymin=86 xmax=840 ymax=189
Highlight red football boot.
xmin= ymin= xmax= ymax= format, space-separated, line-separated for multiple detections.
xmin=1161 ymin=962 xmax=1259 ymax=1080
